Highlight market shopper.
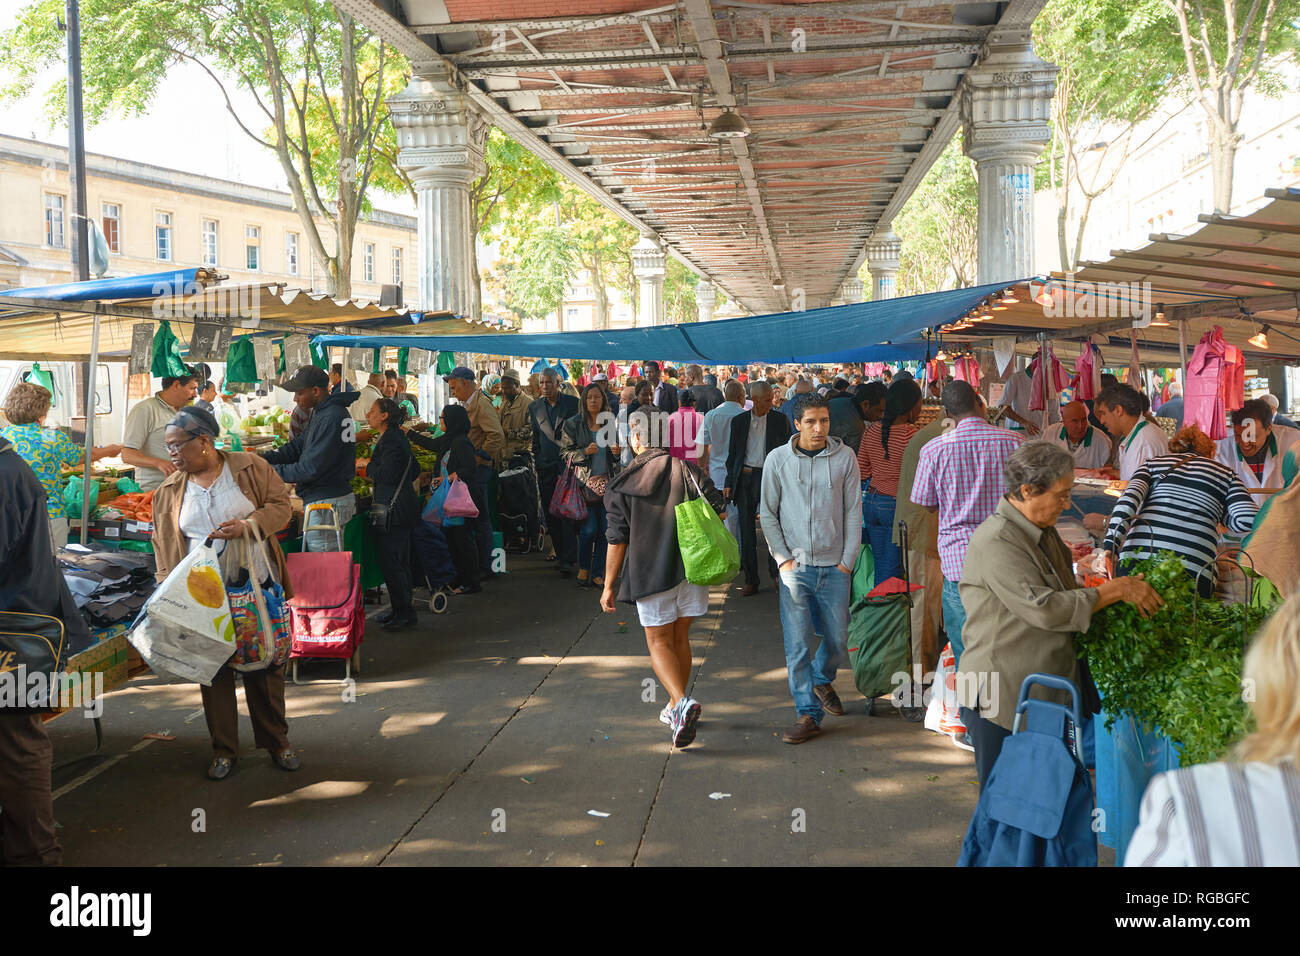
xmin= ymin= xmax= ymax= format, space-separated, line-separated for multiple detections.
xmin=602 ymin=409 xmax=727 ymax=748
xmin=497 ymin=369 xmax=534 ymax=465
xmin=644 ymin=361 xmax=679 ymax=413
xmin=259 ymin=366 xmax=357 ymax=552
xmin=152 ymin=406 xmax=300 ymax=782
xmin=1 ymin=382 xmax=121 ymax=551
xmin=855 ymin=381 xmax=888 ymax=428
xmin=348 ymin=372 xmax=384 ymax=421
xmin=1104 ymin=425 xmax=1257 ymax=596
xmin=365 ymin=398 xmax=421 ymax=629
xmin=395 ymin=377 xmax=418 ymax=420
xmin=668 ymin=388 xmax=704 ymax=460
xmin=857 ymin=378 xmax=922 ymax=581
xmin=1043 ymin=399 xmax=1111 ymax=469
xmin=724 ymin=380 xmax=792 ymax=596
xmin=997 ymin=360 xmax=1062 ymax=435
xmin=411 ymin=405 xmax=480 ymax=594
xmin=0 ymin=432 xmax=91 ymax=865
xmin=893 ymin=408 xmax=947 ymax=683
xmin=121 ymin=368 xmax=200 ymax=491
xmin=697 ymin=380 xmax=747 ymax=539
xmin=760 ymin=394 xmax=862 ymax=744
xmin=329 ymin=363 xmax=345 ymax=395
xmin=911 ymin=381 xmax=1022 ymax=665
xmin=530 ymin=368 xmax=581 ymax=574
xmin=444 ymin=366 xmax=505 ymax=575
xmin=958 ymin=441 xmax=1163 ymax=789
xmin=1095 ymin=383 xmax=1169 ymax=480
xmin=560 ymin=383 xmax=620 ymax=588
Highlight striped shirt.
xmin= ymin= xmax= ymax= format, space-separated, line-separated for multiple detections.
xmin=1104 ymin=453 xmax=1257 ymax=580
xmin=1126 ymin=760 xmax=1300 ymax=866
xmin=857 ymin=421 xmax=917 ymax=496
xmin=910 ymin=417 xmax=1023 ymax=581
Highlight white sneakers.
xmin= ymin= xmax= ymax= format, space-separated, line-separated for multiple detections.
xmin=670 ymin=697 xmax=702 ymax=748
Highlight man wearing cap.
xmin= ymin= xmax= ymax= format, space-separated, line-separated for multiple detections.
xmin=445 ymin=366 xmax=506 ymax=574
xmin=260 ymin=366 xmax=358 ymax=551
xmin=498 ymin=369 xmax=533 ymax=465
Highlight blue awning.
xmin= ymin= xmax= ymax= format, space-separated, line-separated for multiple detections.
xmin=313 ymin=279 xmax=1024 ymax=365
xmin=6 ymin=269 xmax=204 ymax=302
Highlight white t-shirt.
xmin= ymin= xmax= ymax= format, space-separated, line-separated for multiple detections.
xmin=1117 ymin=419 xmax=1170 ymax=481
xmin=348 ymin=384 xmax=383 ymax=421
xmin=1213 ymin=424 xmax=1300 ymax=491
xmin=1043 ymin=424 xmax=1111 ymax=470
xmin=122 ymin=395 xmax=179 ymax=491
xmin=998 ymin=369 xmax=1061 ymax=432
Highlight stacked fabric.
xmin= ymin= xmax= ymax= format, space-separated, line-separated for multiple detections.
xmin=58 ymin=546 xmax=158 ymax=634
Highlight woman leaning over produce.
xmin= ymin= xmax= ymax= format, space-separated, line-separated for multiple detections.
xmin=1126 ymin=591 xmax=1300 ymax=865
xmin=152 ymin=406 xmax=300 ymax=782
xmin=365 ymin=398 xmax=422 ymax=630
xmin=1 ymin=382 xmax=121 ymax=550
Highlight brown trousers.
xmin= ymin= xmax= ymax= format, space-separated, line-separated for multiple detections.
xmin=908 ymin=547 xmax=944 ymax=681
xmin=0 ymin=713 xmax=62 ymax=866
xmin=200 ymin=664 xmax=290 ymax=759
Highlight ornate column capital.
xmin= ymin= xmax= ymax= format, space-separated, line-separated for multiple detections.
xmin=388 ymin=64 xmax=488 ymax=185
xmin=695 ymin=279 xmax=716 ymax=321
xmin=841 ymin=277 xmax=864 ymax=304
xmin=960 ymin=44 xmax=1057 ymax=166
xmin=865 ymin=230 xmax=901 ymax=275
xmin=631 ymin=234 xmax=667 ymax=279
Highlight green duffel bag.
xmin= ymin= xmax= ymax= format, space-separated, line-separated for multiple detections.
xmin=847 ymin=593 xmax=910 ymax=702
xmin=675 ymin=462 xmax=740 ymax=586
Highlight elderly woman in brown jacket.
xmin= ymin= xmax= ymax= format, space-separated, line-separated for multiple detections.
xmin=152 ymin=406 xmax=300 ymax=782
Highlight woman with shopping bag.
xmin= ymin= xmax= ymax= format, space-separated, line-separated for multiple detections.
xmin=410 ymin=404 xmax=481 ymax=594
xmin=602 ymin=408 xmax=727 ymax=748
xmin=365 ymin=398 xmax=421 ymax=630
xmin=152 ymin=406 xmax=301 ymax=782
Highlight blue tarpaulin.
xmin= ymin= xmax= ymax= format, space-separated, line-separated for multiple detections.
xmin=314 ymin=280 xmax=1024 ymax=365
xmin=5 ymin=269 xmax=203 ymax=302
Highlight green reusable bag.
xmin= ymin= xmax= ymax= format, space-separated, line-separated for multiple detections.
xmin=225 ymin=335 xmax=258 ymax=385
xmin=150 ymin=322 xmax=188 ymax=379
xmin=851 ymin=543 xmax=876 ymax=603
xmin=63 ymin=475 xmax=98 ymax=519
xmin=674 ymin=461 xmax=740 ymax=586
xmin=276 ymin=338 xmax=287 ymax=375
xmin=309 ymin=340 xmax=329 ymax=370
xmin=436 ymin=351 xmax=457 ymax=376
xmin=397 ymin=347 xmax=410 ymax=377
xmin=23 ymin=363 xmax=56 ymax=405
xmin=847 ymin=593 xmax=910 ymax=700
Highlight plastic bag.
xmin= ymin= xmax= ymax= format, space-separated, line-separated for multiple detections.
xmin=674 ymin=464 xmax=739 ymax=586
xmin=225 ymin=525 xmax=292 ymax=673
xmin=225 ymin=334 xmax=258 ymax=385
xmin=150 ymin=322 xmax=188 ymax=379
xmin=443 ymin=478 xmax=479 ymax=518
xmin=549 ymin=463 xmax=589 ymax=522
xmin=923 ymin=641 xmax=967 ymax=737
xmin=63 ymin=475 xmax=98 ymax=518
xmin=130 ymin=541 xmax=235 ymax=685
xmin=23 ymin=363 xmax=56 ymax=405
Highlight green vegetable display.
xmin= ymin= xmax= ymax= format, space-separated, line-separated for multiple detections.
xmin=412 ymin=449 xmax=439 ymax=472
xmin=355 ymin=442 xmax=374 ymax=459
xmin=1076 ymin=553 xmax=1270 ymax=766
xmin=351 ymin=476 xmax=373 ymax=497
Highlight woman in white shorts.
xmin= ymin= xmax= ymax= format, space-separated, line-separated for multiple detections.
xmin=603 ymin=408 xmax=727 ymax=747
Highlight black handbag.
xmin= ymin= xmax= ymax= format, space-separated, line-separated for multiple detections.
xmin=0 ymin=611 xmax=67 ymax=713
xmin=369 ymin=450 xmax=414 ymax=534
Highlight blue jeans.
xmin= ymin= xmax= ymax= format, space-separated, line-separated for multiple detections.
xmin=864 ymin=489 xmax=902 ymax=583
xmin=577 ymin=503 xmax=607 ymax=577
xmin=777 ymin=564 xmax=851 ymax=723
xmin=942 ymin=578 xmax=968 ymax=665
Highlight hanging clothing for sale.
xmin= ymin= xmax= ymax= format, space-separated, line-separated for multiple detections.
xmin=922 ymin=358 xmax=948 ymax=389
xmin=1224 ymin=345 xmax=1245 ymax=412
xmin=952 ymin=355 xmax=981 ymax=389
xmin=1028 ymin=346 xmax=1070 ymax=412
xmin=1073 ymin=344 xmax=1103 ymax=401
xmin=1185 ymin=326 xmax=1234 ymax=440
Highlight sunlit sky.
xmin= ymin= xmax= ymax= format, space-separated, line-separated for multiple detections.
xmin=0 ymin=0 xmax=416 ymax=215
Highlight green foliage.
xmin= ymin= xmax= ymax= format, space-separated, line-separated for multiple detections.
xmin=1076 ymin=553 xmax=1269 ymax=766
xmin=665 ymin=259 xmax=700 ymax=324
xmin=894 ymin=136 xmax=978 ymax=295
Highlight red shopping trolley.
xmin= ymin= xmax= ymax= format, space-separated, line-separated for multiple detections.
xmin=286 ymin=502 xmax=364 ymax=683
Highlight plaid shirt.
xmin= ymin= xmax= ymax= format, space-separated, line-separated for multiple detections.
xmin=910 ymin=417 xmax=1023 ymax=581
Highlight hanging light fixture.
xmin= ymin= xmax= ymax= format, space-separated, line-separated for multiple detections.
xmin=707 ymin=108 xmax=750 ymax=139
xmin=1150 ymin=303 xmax=1170 ymax=328
xmin=999 ymin=288 xmax=1020 ymax=306
xmin=1249 ymin=324 xmax=1271 ymax=350
xmin=1034 ymin=283 xmax=1057 ymax=308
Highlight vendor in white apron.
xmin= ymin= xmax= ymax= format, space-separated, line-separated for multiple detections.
xmin=1044 ymin=400 xmax=1112 ymax=469
xmin=1095 ymin=383 xmax=1169 ymax=481
xmin=998 ymin=366 xmax=1061 ymax=434
xmin=1215 ymin=398 xmax=1300 ymax=492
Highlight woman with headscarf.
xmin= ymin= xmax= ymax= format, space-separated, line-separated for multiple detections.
xmin=151 ymin=406 xmax=300 ymax=782
xmin=1239 ymin=446 xmax=1300 ymax=605
xmin=560 ymin=383 xmax=621 ymax=588
xmin=409 ymin=404 xmax=480 ymax=594
xmin=365 ymin=397 xmax=421 ymax=629
xmin=856 ymin=378 xmax=923 ymax=582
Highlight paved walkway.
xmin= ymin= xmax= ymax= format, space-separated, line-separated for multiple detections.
xmin=47 ymin=550 xmax=984 ymax=866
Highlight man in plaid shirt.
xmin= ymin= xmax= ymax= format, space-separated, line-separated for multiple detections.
xmin=910 ymin=381 xmax=1022 ymax=666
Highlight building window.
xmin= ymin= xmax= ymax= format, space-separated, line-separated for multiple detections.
xmin=101 ymin=203 xmax=121 ymax=253
xmin=201 ymin=219 xmax=218 ymax=267
xmin=392 ymin=247 xmax=402 ymax=285
xmin=245 ymin=225 xmax=260 ymax=271
xmin=363 ymin=242 xmax=375 ymax=283
xmin=155 ymin=211 xmax=172 ymax=261
xmin=285 ymin=232 xmax=299 ymax=276
xmin=44 ymin=194 xmax=66 ymax=248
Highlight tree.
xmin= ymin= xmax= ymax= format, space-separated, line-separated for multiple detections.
xmin=664 ymin=259 xmax=700 ymax=324
xmin=1035 ymin=0 xmax=1190 ymax=270
xmin=1129 ymin=0 xmax=1300 ymax=213
xmin=893 ymin=136 xmax=979 ymax=295
xmin=1 ymin=0 xmax=407 ymax=298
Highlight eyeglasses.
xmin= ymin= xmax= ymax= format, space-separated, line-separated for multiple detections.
xmin=165 ymin=434 xmax=200 ymax=454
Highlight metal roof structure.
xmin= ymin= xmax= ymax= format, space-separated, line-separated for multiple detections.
xmin=930 ymin=188 xmax=1300 ymax=365
xmin=334 ymin=0 xmax=1050 ymax=314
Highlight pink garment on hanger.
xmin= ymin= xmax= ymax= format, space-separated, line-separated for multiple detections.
xmin=953 ymin=355 xmax=981 ymax=389
xmin=1073 ymin=344 xmax=1102 ymax=401
xmin=1225 ymin=345 xmax=1245 ymax=412
xmin=1028 ymin=347 xmax=1070 ymax=412
xmin=1185 ymin=327 xmax=1228 ymax=440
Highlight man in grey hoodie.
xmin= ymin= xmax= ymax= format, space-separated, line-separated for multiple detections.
xmin=760 ymin=393 xmax=863 ymax=744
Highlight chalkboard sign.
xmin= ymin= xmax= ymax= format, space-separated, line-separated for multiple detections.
xmin=129 ymin=324 xmax=153 ymax=376
xmin=407 ymin=348 xmax=431 ymax=374
xmin=188 ymin=323 xmax=231 ymax=362
xmin=252 ymin=337 xmax=275 ymax=380
xmin=347 ymin=348 xmax=372 ymax=372
xmin=283 ymin=334 xmax=311 ymax=372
